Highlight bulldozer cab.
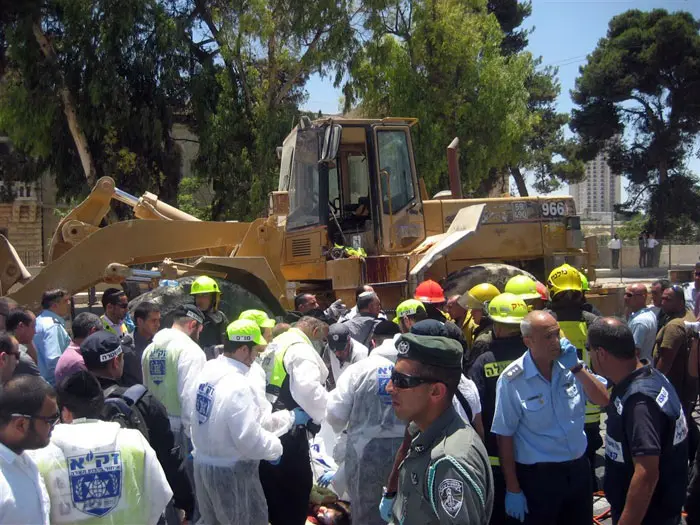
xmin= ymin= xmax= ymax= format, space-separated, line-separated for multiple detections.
xmin=278 ymin=118 xmax=426 ymax=257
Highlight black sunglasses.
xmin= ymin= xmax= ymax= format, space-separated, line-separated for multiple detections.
xmin=390 ymin=370 xmax=441 ymax=389
xmin=11 ymin=412 xmax=61 ymax=427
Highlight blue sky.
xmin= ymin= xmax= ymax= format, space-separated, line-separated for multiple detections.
xmin=301 ymin=0 xmax=700 ymax=197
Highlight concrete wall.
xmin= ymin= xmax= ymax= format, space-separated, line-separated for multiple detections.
xmin=598 ymin=244 xmax=700 ymax=268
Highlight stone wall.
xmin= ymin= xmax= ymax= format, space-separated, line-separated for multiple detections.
xmin=0 ymin=200 xmax=43 ymax=266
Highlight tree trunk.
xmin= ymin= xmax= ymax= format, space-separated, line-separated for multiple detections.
xmin=32 ymin=22 xmax=96 ymax=186
xmin=510 ymin=166 xmax=529 ymax=197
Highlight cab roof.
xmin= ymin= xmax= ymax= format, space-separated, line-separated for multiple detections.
xmin=311 ymin=116 xmax=418 ymax=127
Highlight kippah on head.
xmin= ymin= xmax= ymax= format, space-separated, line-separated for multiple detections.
xmin=373 ymin=319 xmax=400 ymax=337
xmin=174 ymin=304 xmax=205 ymax=325
xmin=395 ymin=333 xmax=462 ymax=369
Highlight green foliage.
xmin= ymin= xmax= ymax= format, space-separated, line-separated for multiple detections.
xmin=347 ymin=0 xmax=534 ymax=196
xmin=571 ymin=9 xmax=700 ymax=238
xmin=615 ymin=214 xmax=647 ymax=242
xmin=0 ymin=0 xmax=188 ymax=205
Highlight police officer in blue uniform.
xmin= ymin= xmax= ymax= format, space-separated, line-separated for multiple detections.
xmin=587 ymin=317 xmax=688 ymax=525
xmin=491 ymin=311 xmax=609 ymax=525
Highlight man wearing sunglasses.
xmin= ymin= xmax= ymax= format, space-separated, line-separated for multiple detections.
xmin=386 ymin=333 xmax=493 ymax=524
xmin=0 ymin=374 xmax=57 ymax=524
xmin=101 ymin=288 xmax=130 ymax=336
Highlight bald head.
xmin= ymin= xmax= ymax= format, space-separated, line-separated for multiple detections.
xmin=520 ymin=310 xmax=556 ymax=337
xmin=624 ymin=283 xmax=648 ymax=314
xmin=521 ymin=311 xmax=561 ymax=361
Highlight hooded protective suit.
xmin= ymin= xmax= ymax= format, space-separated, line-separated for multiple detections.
xmin=30 ymin=420 xmax=172 ymax=525
xmin=325 ymin=343 xmax=405 ymax=525
xmin=190 ymin=355 xmax=282 ymax=525
xmin=141 ymin=327 xmax=206 ymax=439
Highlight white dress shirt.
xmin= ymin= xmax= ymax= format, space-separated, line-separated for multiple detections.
xmin=0 ymin=442 xmax=51 ymax=525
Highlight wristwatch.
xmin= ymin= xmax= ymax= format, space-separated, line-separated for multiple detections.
xmin=383 ymin=486 xmax=397 ymax=498
xmin=570 ymin=362 xmax=584 ymax=374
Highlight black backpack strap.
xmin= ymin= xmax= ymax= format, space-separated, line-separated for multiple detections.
xmin=455 ymin=388 xmax=473 ymax=423
xmin=121 ymin=384 xmax=148 ymax=407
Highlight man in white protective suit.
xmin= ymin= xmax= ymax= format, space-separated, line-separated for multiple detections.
xmin=324 ymin=320 xmax=406 ymax=525
xmin=190 ymin=320 xmax=294 ymax=525
xmin=32 ymin=371 xmax=172 ymax=525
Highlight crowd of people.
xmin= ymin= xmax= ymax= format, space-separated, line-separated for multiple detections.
xmin=0 ymin=266 xmax=699 ymax=524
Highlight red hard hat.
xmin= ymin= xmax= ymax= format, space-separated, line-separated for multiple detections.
xmin=536 ymin=281 xmax=549 ymax=301
xmin=414 ymin=279 xmax=446 ymax=304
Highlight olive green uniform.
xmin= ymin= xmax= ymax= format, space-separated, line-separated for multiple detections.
xmin=393 ymin=406 xmax=493 ymax=524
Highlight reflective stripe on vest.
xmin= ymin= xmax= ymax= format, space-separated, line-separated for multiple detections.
xmin=36 ymin=431 xmax=147 ymax=524
xmin=101 ymin=316 xmax=128 ymax=336
xmin=489 ymin=456 xmax=500 ymax=466
xmin=265 ymin=328 xmax=312 ymax=406
xmin=142 ymin=343 xmax=185 ymax=419
xmin=559 ymin=320 xmax=601 ymax=424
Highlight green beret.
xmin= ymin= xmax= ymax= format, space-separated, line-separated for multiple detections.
xmin=395 ymin=333 xmax=463 ymax=369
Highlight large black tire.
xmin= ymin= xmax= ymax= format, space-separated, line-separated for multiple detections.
xmin=129 ymin=275 xmax=280 ymax=328
xmin=441 ymin=263 xmax=537 ymax=298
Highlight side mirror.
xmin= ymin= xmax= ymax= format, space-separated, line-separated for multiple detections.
xmin=320 ymin=124 xmax=342 ymax=163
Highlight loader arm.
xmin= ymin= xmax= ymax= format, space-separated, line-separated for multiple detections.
xmin=10 ymin=219 xmax=284 ymax=312
xmin=49 ymin=177 xmax=201 ymax=262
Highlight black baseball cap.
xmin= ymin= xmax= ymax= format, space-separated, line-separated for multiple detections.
xmin=80 ymin=331 xmax=124 ymax=368
xmin=328 ymin=323 xmax=350 ymax=351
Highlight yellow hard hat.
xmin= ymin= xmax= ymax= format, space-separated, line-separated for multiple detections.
xmin=547 ymin=264 xmax=582 ymax=297
xmin=504 ymin=275 xmax=541 ymax=301
xmin=579 ymin=272 xmax=590 ymax=292
xmin=487 ymin=293 xmax=529 ymax=325
xmin=190 ymin=276 xmax=220 ymax=295
xmin=457 ymin=283 xmax=500 ymax=311
xmin=468 ymin=283 xmax=501 ymax=303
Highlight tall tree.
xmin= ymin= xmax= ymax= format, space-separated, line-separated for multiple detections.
xmin=0 ymin=0 xmax=187 ymax=202
xmin=165 ymin=0 xmax=360 ymax=220
xmin=346 ymin=0 xmax=534 ymax=196
xmin=571 ymin=9 xmax=700 ymax=238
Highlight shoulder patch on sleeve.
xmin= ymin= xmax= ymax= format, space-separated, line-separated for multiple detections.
xmin=504 ymin=364 xmax=523 ymax=381
xmin=438 ymin=478 xmax=464 ymax=518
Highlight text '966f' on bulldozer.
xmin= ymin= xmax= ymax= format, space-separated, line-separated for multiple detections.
xmin=0 ymin=116 xmax=591 ymax=314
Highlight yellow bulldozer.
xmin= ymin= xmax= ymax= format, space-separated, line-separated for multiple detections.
xmin=0 ymin=116 xmax=592 ymax=313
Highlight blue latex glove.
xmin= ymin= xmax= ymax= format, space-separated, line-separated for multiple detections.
xmin=558 ymin=337 xmax=580 ymax=370
xmin=505 ymin=491 xmax=528 ymax=522
xmin=268 ymin=457 xmax=281 ymax=466
xmin=292 ymin=407 xmax=311 ymax=426
xmin=379 ymin=494 xmax=394 ymax=522
xmin=318 ymin=471 xmax=335 ymax=487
